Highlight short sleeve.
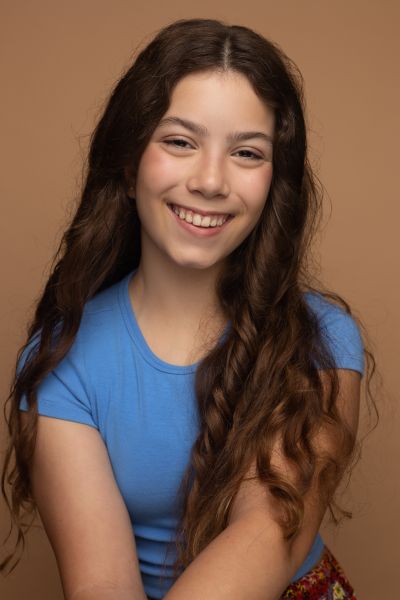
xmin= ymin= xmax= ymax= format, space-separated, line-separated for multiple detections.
xmin=18 ymin=330 xmax=99 ymax=429
xmin=304 ymin=292 xmax=365 ymax=377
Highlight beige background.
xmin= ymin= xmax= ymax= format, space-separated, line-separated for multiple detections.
xmin=1 ymin=1 xmax=399 ymax=598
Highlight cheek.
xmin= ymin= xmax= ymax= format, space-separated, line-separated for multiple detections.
xmin=136 ymin=144 xmax=177 ymax=194
xmin=240 ymin=165 xmax=273 ymax=212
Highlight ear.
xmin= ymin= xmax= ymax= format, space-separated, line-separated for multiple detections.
xmin=124 ymin=165 xmax=136 ymax=198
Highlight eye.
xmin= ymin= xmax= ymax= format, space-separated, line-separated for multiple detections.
xmin=234 ymin=149 xmax=263 ymax=161
xmin=163 ymin=138 xmax=193 ymax=149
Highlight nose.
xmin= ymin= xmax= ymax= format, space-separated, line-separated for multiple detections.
xmin=186 ymin=153 xmax=230 ymax=199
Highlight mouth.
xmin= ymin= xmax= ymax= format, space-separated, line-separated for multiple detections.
xmin=166 ymin=202 xmax=234 ymax=235
xmin=167 ymin=202 xmax=234 ymax=226
xmin=168 ymin=202 xmax=233 ymax=219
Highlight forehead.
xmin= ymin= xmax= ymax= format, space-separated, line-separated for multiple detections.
xmin=162 ymin=70 xmax=275 ymax=132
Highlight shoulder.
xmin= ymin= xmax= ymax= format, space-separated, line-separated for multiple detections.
xmin=18 ymin=275 xmax=126 ymax=373
xmin=78 ymin=278 xmax=123 ymax=344
xmin=17 ymin=276 xmax=128 ymax=426
xmin=303 ymin=291 xmax=365 ymax=377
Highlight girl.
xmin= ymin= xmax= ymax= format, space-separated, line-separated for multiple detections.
xmin=1 ymin=18 xmax=377 ymax=600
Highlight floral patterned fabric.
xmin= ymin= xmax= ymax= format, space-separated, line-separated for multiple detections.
xmin=280 ymin=546 xmax=356 ymax=599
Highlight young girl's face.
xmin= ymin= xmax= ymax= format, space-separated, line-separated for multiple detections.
xmin=129 ymin=69 xmax=274 ymax=272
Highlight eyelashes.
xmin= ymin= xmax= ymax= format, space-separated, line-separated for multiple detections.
xmin=163 ymin=139 xmax=191 ymax=149
xmin=162 ymin=138 xmax=264 ymax=161
xmin=236 ymin=149 xmax=263 ymax=161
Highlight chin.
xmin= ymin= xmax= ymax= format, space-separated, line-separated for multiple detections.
xmin=170 ymin=254 xmax=220 ymax=271
xmin=177 ymin=261 xmax=215 ymax=271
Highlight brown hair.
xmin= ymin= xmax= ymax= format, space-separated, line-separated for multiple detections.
xmin=1 ymin=18 xmax=378 ymax=581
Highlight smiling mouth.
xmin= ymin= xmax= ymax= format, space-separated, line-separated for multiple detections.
xmin=167 ymin=203 xmax=234 ymax=228
xmin=168 ymin=202 xmax=233 ymax=219
xmin=167 ymin=203 xmax=235 ymax=233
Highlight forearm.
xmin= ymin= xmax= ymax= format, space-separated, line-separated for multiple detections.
xmin=70 ymin=594 xmax=144 ymax=600
xmin=163 ymin=511 xmax=298 ymax=600
xmin=68 ymin=583 xmax=148 ymax=600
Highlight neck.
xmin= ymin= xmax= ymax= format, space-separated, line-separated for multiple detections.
xmin=129 ymin=245 xmax=228 ymax=342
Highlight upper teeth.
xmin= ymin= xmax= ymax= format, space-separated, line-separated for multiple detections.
xmin=171 ymin=204 xmax=230 ymax=228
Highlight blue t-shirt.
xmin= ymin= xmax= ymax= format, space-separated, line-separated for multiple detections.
xmin=19 ymin=268 xmax=364 ymax=598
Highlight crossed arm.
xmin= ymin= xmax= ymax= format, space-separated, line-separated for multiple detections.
xmin=22 ymin=368 xmax=360 ymax=600
xmin=164 ymin=368 xmax=361 ymax=600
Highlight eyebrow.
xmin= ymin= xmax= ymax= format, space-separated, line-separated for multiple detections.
xmin=157 ymin=116 xmax=274 ymax=146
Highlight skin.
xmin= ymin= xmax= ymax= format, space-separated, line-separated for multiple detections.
xmin=125 ymin=69 xmax=275 ymax=364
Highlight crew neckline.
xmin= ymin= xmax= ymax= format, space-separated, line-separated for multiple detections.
xmin=118 ymin=268 xmax=229 ymax=375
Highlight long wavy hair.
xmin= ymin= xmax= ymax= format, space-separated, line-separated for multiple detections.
xmin=1 ymin=18 xmax=378 ymax=581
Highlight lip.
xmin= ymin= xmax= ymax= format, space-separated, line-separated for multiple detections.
xmin=167 ymin=203 xmax=234 ymax=237
xmin=168 ymin=202 xmax=232 ymax=218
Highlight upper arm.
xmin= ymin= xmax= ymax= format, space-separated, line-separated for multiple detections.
xmin=19 ymin=411 xmax=145 ymax=600
xmin=228 ymin=368 xmax=361 ymax=572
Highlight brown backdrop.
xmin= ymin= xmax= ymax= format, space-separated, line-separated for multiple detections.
xmin=1 ymin=1 xmax=399 ymax=598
